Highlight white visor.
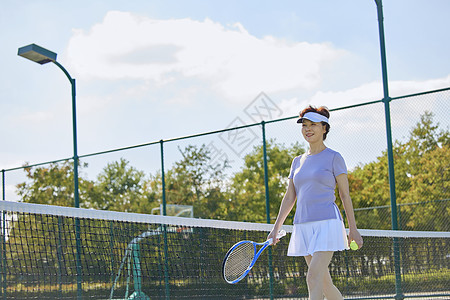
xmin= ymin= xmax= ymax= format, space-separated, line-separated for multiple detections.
xmin=297 ymin=112 xmax=329 ymax=124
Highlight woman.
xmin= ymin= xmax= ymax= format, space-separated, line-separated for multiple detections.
xmin=267 ymin=105 xmax=363 ymax=300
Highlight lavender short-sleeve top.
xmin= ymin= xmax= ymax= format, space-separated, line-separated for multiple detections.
xmin=288 ymin=148 xmax=347 ymax=224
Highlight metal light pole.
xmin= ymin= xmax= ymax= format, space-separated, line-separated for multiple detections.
xmin=18 ymin=44 xmax=80 ymax=209
xmin=18 ymin=44 xmax=83 ymax=299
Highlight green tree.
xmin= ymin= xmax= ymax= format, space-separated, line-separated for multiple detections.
xmin=87 ymin=158 xmax=153 ymax=213
xmin=228 ymin=140 xmax=305 ymax=223
xmin=163 ymin=144 xmax=231 ymax=219
xmin=348 ymin=112 xmax=449 ymax=230
xmin=402 ymin=145 xmax=449 ymax=230
xmin=395 ymin=112 xmax=449 ymax=230
xmin=17 ymin=161 xmax=93 ymax=207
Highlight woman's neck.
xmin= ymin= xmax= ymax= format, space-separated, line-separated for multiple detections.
xmin=308 ymin=142 xmax=326 ymax=155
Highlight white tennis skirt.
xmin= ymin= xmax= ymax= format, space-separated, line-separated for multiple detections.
xmin=287 ymin=217 xmax=349 ymax=257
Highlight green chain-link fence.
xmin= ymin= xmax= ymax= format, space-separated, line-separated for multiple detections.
xmin=2 ymin=87 xmax=449 ymax=231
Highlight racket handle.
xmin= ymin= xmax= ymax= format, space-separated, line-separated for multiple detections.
xmin=277 ymin=229 xmax=286 ymax=239
xmin=267 ymin=229 xmax=287 ymax=245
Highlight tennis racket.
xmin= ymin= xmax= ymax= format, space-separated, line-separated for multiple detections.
xmin=222 ymin=229 xmax=286 ymax=284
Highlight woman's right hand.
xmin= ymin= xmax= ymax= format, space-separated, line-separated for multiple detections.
xmin=267 ymin=228 xmax=281 ymax=245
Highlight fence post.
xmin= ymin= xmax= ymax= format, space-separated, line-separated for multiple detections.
xmin=160 ymin=140 xmax=170 ymax=299
xmin=1 ymin=170 xmax=5 ymax=300
xmin=1 ymin=170 xmax=4 ymax=201
xmin=160 ymin=140 xmax=167 ymax=217
xmin=375 ymin=1 xmax=403 ymax=299
xmin=262 ymin=121 xmax=275 ymax=299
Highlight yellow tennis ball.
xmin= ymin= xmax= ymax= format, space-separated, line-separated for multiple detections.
xmin=350 ymin=240 xmax=359 ymax=250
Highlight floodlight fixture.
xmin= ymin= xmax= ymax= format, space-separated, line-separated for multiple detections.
xmin=18 ymin=44 xmax=57 ymax=65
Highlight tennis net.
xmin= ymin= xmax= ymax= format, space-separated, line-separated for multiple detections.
xmin=0 ymin=201 xmax=449 ymax=299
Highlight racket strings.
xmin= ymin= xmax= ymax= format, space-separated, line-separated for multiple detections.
xmin=223 ymin=242 xmax=255 ymax=282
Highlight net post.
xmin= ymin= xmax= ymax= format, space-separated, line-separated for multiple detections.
xmin=262 ymin=121 xmax=275 ymax=300
xmin=109 ymin=221 xmax=115 ymax=287
xmin=162 ymin=224 xmax=170 ymax=300
xmin=130 ymin=243 xmax=150 ymax=299
xmin=75 ymin=218 xmax=83 ymax=299
xmin=57 ymin=216 xmax=63 ymax=297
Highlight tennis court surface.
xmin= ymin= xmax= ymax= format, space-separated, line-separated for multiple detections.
xmin=0 ymin=201 xmax=448 ymax=299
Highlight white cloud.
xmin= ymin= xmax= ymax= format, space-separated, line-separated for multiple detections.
xmin=66 ymin=11 xmax=344 ymax=102
xmin=275 ymin=76 xmax=450 ymax=168
xmin=277 ymin=75 xmax=450 ymax=148
xmin=3 ymin=184 xmax=20 ymax=202
xmin=18 ymin=111 xmax=54 ymax=123
xmin=0 ymin=158 xmax=28 ymax=171
xmin=388 ymin=75 xmax=450 ymax=98
xmin=281 ymin=75 xmax=450 ymax=116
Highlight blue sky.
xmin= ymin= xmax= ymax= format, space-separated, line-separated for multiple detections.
xmin=1 ymin=1 xmax=449 ymax=200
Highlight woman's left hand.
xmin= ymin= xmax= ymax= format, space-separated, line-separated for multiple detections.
xmin=348 ymin=229 xmax=363 ymax=249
